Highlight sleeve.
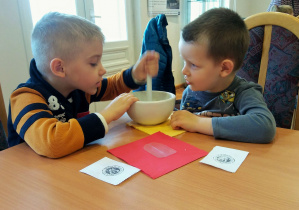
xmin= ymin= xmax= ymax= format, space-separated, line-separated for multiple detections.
xmin=212 ymin=86 xmax=276 ymax=143
xmin=88 ymin=67 xmax=140 ymax=103
xmin=10 ymin=87 xmax=106 ymax=158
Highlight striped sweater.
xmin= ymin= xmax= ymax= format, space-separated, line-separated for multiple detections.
xmin=8 ymin=59 xmax=139 ymax=158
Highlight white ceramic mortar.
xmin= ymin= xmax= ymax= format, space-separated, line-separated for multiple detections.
xmin=127 ymin=91 xmax=176 ymax=125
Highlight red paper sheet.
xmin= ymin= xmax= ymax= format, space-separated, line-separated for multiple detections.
xmin=108 ymin=132 xmax=208 ymax=179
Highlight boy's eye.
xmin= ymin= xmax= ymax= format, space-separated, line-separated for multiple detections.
xmin=90 ymin=63 xmax=98 ymax=67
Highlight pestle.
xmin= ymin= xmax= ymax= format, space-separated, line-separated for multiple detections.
xmin=147 ymin=74 xmax=152 ymax=101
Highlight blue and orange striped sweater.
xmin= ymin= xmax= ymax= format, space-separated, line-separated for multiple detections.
xmin=7 ymin=59 xmax=139 ymax=158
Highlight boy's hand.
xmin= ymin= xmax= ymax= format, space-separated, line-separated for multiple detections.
xmin=99 ymin=93 xmax=138 ymax=124
xmin=132 ymin=51 xmax=160 ymax=81
xmin=170 ymin=110 xmax=214 ymax=135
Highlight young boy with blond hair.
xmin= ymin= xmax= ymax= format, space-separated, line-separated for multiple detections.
xmin=170 ymin=8 xmax=276 ymax=143
xmin=7 ymin=12 xmax=159 ymax=158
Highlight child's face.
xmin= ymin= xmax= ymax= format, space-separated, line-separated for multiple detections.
xmin=63 ymin=38 xmax=106 ymax=95
xmin=179 ymin=38 xmax=223 ymax=92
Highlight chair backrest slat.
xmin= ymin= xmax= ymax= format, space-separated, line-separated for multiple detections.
xmin=258 ymin=25 xmax=272 ymax=92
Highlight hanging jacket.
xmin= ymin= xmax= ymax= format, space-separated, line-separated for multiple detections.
xmin=135 ymin=14 xmax=176 ymax=94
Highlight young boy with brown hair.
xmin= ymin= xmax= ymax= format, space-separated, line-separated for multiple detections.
xmin=7 ymin=12 xmax=159 ymax=158
xmin=170 ymin=8 xmax=276 ymax=143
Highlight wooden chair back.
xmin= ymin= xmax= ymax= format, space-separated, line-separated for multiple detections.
xmin=244 ymin=12 xmax=299 ymax=130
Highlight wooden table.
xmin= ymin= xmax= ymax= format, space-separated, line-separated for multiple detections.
xmin=1 ymin=114 xmax=299 ymax=209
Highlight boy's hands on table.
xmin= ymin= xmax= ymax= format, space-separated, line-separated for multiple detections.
xmin=100 ymin=93 xmax=138 ymax=124
xmin=132 ymin=50 xmax=160 ymax=81
xmin=170 ymin=110 xmax=214 ymax=136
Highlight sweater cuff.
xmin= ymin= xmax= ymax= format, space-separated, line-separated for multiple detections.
xmin=123 ymin=67 xmax=143 ymax=89
xmin=77 ymin=113 xmax=106 ymax=145
xmin=211 ymin=118 xmax=219 ymax=139
xmin=132 ymin=71 xmax=146 ymax=85
xmin=94 ymin=112 xmax=108 ymax=134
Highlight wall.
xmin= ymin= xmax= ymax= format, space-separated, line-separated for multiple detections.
xmin=0 ymin=0 xmax=29 ymax=114
xmin=0 ymin=0 xmax=273 ymax=113
xmin=237 ymin=0 xmax=271 ymax=18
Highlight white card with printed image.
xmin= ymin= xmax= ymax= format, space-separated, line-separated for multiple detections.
xmin=80 ymin=157 xmax=140 ymax=185
xmin=200 ymin=146 xmax=249 ymax=173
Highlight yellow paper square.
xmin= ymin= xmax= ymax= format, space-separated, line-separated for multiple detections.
xmin=127 ymin=120 xmax=186 ymax=137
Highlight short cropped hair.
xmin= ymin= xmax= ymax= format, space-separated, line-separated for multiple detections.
xmin=182 ymin=8 xmax=249 ymax=71
xmin=31 ymin=12 xmax=105 ymax=72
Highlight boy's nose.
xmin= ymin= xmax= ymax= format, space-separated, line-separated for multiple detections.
xmin=182 ymin=65 xmax=189 ymax=75
xmin=99 ymin=65 xmax=106 ymax=76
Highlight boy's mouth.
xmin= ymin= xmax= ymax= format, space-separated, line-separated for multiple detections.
xmin=184 ymin=76 xmax=190 ymax=85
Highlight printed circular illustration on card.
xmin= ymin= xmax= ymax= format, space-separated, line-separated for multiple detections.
xmin=102 ymin=165 xmax=124 ymax=176
xmin=213 ymin=154 xmax=235 ymax=164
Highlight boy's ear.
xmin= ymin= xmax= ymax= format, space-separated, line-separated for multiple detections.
xmin=219 ymin=59 xmax=234 ymax=77
xmin=50 ymin=58 xmax=66 ymax=78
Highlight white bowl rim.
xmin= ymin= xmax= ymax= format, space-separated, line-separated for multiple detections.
xmin=132 ymin=90 xmax=176 ymax=104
